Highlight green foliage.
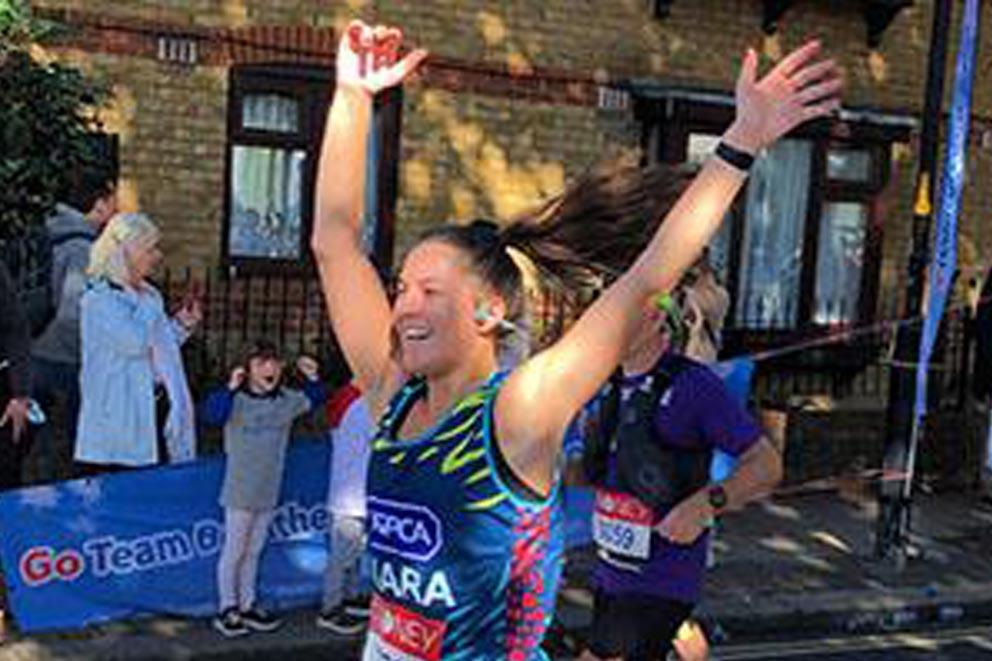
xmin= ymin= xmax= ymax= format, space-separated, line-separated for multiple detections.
xmin=0 ymin=0 xmax=110 ymax=237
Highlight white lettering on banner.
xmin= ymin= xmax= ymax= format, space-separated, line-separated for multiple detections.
xmin=371 ymin=558 xmax=455 ymax=609
xmin=14 ymin=500 xmax=328 ymax=587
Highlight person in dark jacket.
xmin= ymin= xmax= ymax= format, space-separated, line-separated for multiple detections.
xmin=0 ymin=260 xmax=34 ymax=489
xmin=31 ymin=167 xmax=117 ymax=481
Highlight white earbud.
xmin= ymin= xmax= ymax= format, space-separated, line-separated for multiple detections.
xmin=473 ymin=304 xmax=520 ymax=334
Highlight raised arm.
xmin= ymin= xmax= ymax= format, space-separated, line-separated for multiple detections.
xmin=497 ymin=42 xmax=841 ymax=485
xmin=312 ymin=21 xmax=426 ymax=407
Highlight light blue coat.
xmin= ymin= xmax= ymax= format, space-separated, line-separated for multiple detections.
xmin=75 ymin=279 xmax=195 ymax=466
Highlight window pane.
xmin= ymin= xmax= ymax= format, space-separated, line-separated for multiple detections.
xmin=826 ymin=149 xmax=871 ymax=182
xmin=708 ymin=212 xmax=733 ymax=286
xmin=228 ymin=145 xmax=306 ymax=259
xmin=814 ymin=202 xmax=867 ymax=324
xmin=242 ymin=94 xmax=299 ymax=133
xmin=736 ymin=140 xmax=813 ymax=329
xmin=687 ymin=133 xmax=720 ymax=168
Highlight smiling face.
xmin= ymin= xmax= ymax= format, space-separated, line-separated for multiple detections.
xmin=247 ymin=355 xmax=284 ymax=394
xmin=391 ymin=239 xmax=494 ymax=377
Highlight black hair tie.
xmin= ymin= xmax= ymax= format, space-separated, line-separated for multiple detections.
xmin=467 ymin=218 xmax=504 ymax=251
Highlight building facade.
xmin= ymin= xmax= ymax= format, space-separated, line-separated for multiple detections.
xmin=29 ymin=0 xmax=992 ymax=363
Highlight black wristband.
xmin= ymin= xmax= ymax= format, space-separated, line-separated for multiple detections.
xmin=715 ymin=141 xmax=755 ymax=172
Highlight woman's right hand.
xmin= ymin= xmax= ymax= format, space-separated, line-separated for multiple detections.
xmin=336 ymin=20 xmax=428 ymax=96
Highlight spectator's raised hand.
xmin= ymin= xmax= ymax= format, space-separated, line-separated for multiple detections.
xmin=296 ymin=356 xmax=320 ymax=381
xmin=725 ymin=41 xmax=842 ymax=155
xmin=228 ymin=366 xmax=247 ymax=391
xmin=337 ymin=20 xmax=428 ymax=95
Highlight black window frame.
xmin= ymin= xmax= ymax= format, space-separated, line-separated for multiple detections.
xmin=635 ymin=95 xmax=909 ymax=364
xmin=223 ymin=64 xmax=402 ymax=275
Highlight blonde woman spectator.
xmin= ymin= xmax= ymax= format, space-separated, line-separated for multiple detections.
xmin=682 ymin=253 xmax=730 ymax=363
xmin=75 ymin=213 xmax=200 ymax=475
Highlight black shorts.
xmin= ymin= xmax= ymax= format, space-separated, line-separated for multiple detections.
xmin=587 ymin=589 xmax=695 ymax=660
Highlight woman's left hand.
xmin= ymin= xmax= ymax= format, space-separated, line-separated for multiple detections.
xmin=725 ymin=40 xmax=842 ymax=155
xmin=655 ymin=490 xmax=713 ymax=546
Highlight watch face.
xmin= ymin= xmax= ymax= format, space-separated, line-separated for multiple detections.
xmin=708 ymin=485 xmax=728 ymax=510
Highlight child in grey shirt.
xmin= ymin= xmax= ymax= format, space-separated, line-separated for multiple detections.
xmin=202 ymin=340 xmax=325 ymax=638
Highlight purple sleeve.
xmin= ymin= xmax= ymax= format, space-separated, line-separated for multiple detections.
xmin=683 ymin=366 xmax=762 ymax=457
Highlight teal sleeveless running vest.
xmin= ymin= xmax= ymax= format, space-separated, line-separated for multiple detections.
xmin=362 ymin=373 xmax=565 ymax=661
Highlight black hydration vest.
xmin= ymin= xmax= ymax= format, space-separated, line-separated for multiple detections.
xmin=582 ymin=355 xmax=712 ymax=513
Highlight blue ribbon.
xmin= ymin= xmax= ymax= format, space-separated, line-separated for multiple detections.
xmin=912 ymin=0 xmax=980 ymax=437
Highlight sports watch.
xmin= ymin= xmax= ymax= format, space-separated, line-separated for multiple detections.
xmin=707 ymin=483 xmax=728 ymax=514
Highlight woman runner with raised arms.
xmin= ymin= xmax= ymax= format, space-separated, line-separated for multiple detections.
xmin=312 ymin=19 xmax=840 ymax=660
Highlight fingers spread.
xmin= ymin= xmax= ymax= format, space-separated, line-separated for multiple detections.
xmin=381 ymin=48 xmax=429 ymax=87
xmin=736 ymin=48 xmax=758 ymax=91
xmin=790 ymin=58 xmax=838 ymax=89
xmin=802 ymin=96 xmax=842 ymax=122
xmin=775 ymin=39 xmax=822 ymax=79
xmin=796 ymin=76 xmax=843 ymax=106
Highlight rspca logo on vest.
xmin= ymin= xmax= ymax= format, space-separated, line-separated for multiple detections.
xmin=368 ymin=497 xmax=443 ymax=563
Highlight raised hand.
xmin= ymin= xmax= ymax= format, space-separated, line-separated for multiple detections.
xmin=296 ymin=355 xmax=320 ymax=381
xmin=228 ymin=366 xmax=247 ymax=391
xmin=336 ymin=20 xmax=428 ymax=95
xmin=725 ymin=41 xmax=842 ymax=155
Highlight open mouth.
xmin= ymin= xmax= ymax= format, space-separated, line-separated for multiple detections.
xmin=399 ymin=325 xmax=431 ymax=342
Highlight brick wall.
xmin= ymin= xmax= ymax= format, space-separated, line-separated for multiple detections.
xmin=26 ymin=0 xmax=992 ymax=303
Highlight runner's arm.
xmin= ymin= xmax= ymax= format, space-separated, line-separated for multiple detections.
xmin=312 ymin=23 xmax=426 ymax=411
xmin=496 ymin=42 xmax=840 ymax=492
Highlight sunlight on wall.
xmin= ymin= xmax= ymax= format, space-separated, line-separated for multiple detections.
xmin=476 ymin=11 xmax=507 ymax=47
xmin=403 ymin=160 xmax=433 ymax=205
xmin=868 ymin=50 xmax=888 ymax=84
xmin=414 ymin=89 xmax=566 ymax=221
xmin=221 ymin=0 xmax=248 ymax=26
xmin=762 ymin=33 xmax=783 ymax=61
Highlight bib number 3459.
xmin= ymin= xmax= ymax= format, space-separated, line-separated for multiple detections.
xmin=593 ymin=490 xmax=653 ymax=560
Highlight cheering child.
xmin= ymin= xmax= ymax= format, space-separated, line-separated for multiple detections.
xmin=202 ymin=340 xmax=326 ymax=637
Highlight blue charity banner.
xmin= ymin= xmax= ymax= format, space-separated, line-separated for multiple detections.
xmin=0 ymin=440 xmax=333 ymax=633
xmin=913 ymin=0 xmax=979 ymax=423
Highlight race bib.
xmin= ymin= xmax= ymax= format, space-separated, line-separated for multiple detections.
xmin=364 ymin=594 xmax=446 ymax=661
xmin=593 ymin=489 xmax=654 ymax=560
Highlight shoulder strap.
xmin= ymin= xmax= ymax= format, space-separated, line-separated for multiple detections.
xmin=648 ymin=353 xmax=693 ymax=403
xmin=581 ymin=371 xmax=622 ymax=485
xmin=376 ymin=377 xmax=426 ymax=443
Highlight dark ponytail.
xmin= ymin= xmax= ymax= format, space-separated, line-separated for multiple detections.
xmin=501 ymin=162 xmax=690 ymax=310
xmin=415 ymin=162 xmax=690 ymax=349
